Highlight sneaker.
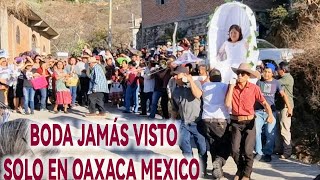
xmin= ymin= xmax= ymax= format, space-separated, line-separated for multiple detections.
xmin=262 ymin=154 xmax=272 ymax=162
xmin=30 ymin=111 xmax=34 ymax=115
xmin=280 ymin=154 xmax=290 ymax=159
xmin=40 ymin=108 xmax=47 ymax=112
xmin=254 ymin=154 xmax=262 ymax=161
xmin=25 ymin=112 xmax=30 ymax=115
xmin=118 ymin=106 xmax=126 ymax=110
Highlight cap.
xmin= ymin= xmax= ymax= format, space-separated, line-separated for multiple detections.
xmin=172 ymin=66 xmax=189 ymax=75
xmin=266 ymin=63 xmax=276 ymax=73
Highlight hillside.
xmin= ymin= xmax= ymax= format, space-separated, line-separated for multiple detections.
xmin=29 ymin=0 xmax=141 ymax=55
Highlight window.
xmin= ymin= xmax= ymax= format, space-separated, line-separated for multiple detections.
xmin=16 ymin=26 xmax=20 ymax=44
xmin=31 ymin=34 xmax=37 ymax=51
xmin=157 ymin=0 xmax=166 ymax=5
xmin=43 ymin=45 xmax=46 ymax=53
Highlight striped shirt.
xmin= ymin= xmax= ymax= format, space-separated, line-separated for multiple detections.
xmin=88 ymin=64 xmax=108 ymax=94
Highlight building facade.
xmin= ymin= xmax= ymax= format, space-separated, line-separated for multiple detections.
xmin=0 ymin=7 xmax=58 ymax=58
xmin=138 ymin=0 xmax=276 ymax=49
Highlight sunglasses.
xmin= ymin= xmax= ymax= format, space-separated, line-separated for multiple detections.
xmin=236 ymin=71 xmax=250 ymax=76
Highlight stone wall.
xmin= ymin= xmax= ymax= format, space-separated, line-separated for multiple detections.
xmin=138 ymin=0 xmax=277 ymax=49
xmin=137 ymin=15 xmax=208 ymax=49
xmin=142 ymin=0 xmax=274 ymax=28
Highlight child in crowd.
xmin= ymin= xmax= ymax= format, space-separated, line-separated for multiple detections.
xmin=110 ymin=68 xmax=123 ymax=108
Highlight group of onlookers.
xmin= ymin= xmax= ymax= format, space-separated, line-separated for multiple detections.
xmin=0 ymin=30 xmax=295 ymax=180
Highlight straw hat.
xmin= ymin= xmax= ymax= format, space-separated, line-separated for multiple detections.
xmin=88 ymin=57 xmax=98 ymax=63
xmin=81 ymin=54 xmax=90 ymax=58
xmin=231 ymin=63 xmax=261 ymax=79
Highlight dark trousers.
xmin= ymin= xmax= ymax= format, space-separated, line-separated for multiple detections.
xmin=140 ymin=92 xmax=153 ymax=115
xmin=88 ymin=92 xmax=105 ymax=114
xmin=202 ymin=119 xmax=231 ymax=164
xmin=79 ymin=77 xmax=90 ymax=106
xmin=149 ymin=90 xmax=169 ymax=119
xmin=231 ymin=119 xmax=256 ymax=178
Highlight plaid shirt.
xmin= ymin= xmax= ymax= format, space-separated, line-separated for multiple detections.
xmin=88 ymin=64 xmax=108 ymax=94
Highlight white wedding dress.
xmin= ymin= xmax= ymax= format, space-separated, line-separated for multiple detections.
xmin=217 ymin=39 xmax=248 ymax=83
xmin=207 ymin=2 xmax=260 ymax=83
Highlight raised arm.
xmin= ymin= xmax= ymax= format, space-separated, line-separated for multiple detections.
xmin=186 ymin=74 xmax=202 ymax=99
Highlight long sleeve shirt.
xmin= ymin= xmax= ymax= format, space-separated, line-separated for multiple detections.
xmin=88 ymin=64 xmax=108 ymax=94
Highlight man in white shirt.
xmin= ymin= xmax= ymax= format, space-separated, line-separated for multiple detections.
xmin=201 ymin=69 xmax=231 ymax=179
xmin=140 ymin=61 xmax=155 ymax=116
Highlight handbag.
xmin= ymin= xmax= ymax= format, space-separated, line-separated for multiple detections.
xmin=31 ymin=76 xmax=48 ymax=90
xmin=66 ymin=75 xmax=79 ymax=87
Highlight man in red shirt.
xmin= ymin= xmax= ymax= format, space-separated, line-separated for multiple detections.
xmin=225 ymin=63 xmax=273 ymax=180
xmin=123 ymin=61 xmax=139 ymax=113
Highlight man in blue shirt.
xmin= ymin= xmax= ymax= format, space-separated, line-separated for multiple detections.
xmin=254 ymin=63 xmax=292 ymax=162
xmin=85 ymin=57 xmax=108 ymax=117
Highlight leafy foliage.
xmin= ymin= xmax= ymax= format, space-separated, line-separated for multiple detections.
xmin=267 ymin=0 xmax=320 ymax=163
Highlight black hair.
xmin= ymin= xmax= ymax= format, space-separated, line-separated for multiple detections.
xmin=209 ymin=69 xmax=222 ymax=82
xmin=228 ymin=24 xmax=243 ymax=42
xmin=128 ymin=61 xmax=136 ymax=67
xmin=278 ymin=61 xmax=290 ymax=73
xmin=186 ymin=63 xmax=193 ymax=72
xmin=34 ymin=55 xmax=41 ymax=62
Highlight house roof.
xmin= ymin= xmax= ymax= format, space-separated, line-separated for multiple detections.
xmin=26 ymin=9 xmax=59 ymax=40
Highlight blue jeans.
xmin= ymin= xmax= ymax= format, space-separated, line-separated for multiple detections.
xmin=39 ymin=88 xmax=47 ymax=109
xmin=255 ymin=110 xmax=277 ymax=155
xmin=69 ymin=86 xmax=77 ymax=105
xmin=125 ymin=85 xmax=138 ymax=112
xmin=179 ymin=122 xmax=207 ymax=173
xmin=23 ymin=87 xmax=35 ymax=113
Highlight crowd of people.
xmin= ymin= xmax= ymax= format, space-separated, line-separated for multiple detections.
xmin=0 ymin=25 xmax=294 ymax=180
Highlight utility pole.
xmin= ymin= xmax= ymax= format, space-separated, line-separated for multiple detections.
xmin=108 ymin=0 xmax=112 ymax=50
xmin=131 ymin=13 xmax=136 ymax=49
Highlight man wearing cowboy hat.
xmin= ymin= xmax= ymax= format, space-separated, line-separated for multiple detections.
xmin=85 ymin=57 xmax=108 ymax=117
xmin=225 ymin=63 xmax=273 ymax=180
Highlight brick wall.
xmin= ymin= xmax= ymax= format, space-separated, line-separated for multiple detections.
xmin=142 ymin=0 xmax=274 ymax=28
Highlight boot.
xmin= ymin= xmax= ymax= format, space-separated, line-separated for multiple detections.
xmin=212 ymin=157 xmax=225 ymax=179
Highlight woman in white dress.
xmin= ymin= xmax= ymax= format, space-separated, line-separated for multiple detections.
xmin=217 ymin=25 xmax=249 ymax=83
